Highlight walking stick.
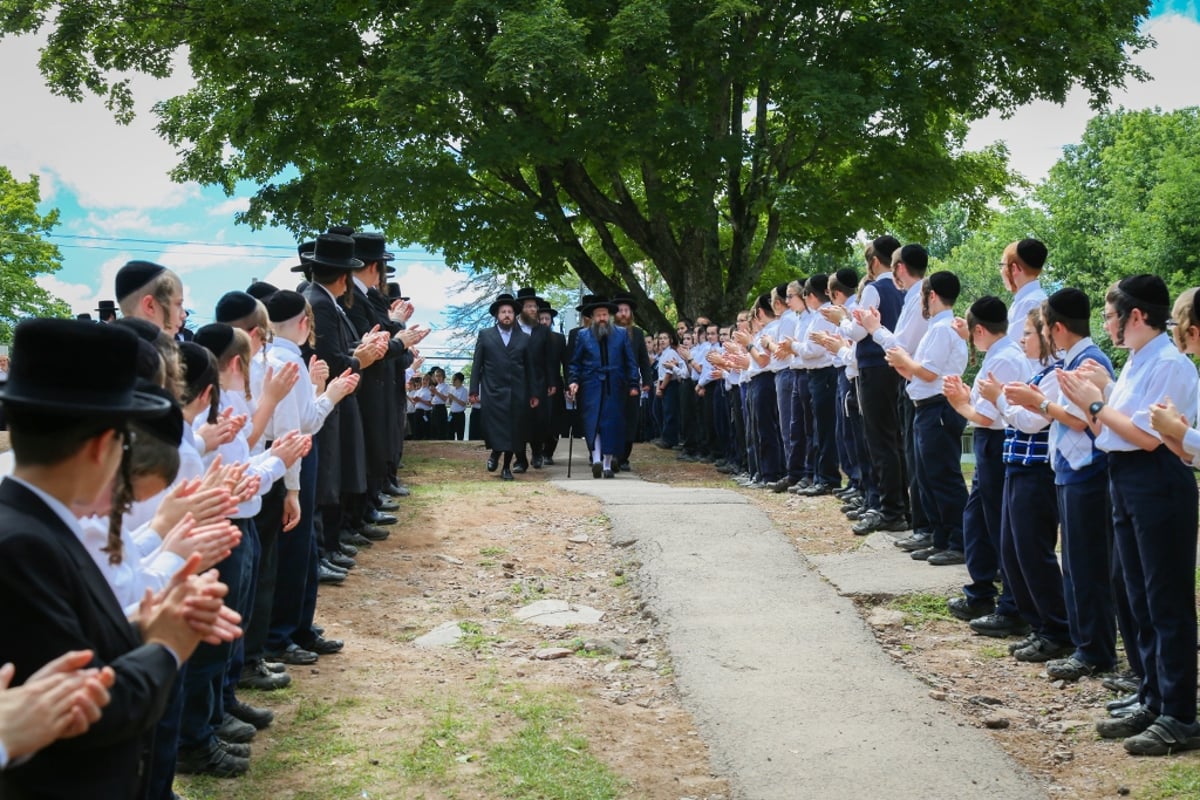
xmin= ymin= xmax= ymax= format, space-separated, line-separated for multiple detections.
xmin=567 ymin=410 xmax=574 ymax=478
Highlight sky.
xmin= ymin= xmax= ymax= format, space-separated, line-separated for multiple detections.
xmin=1 ymin=3 xmax=1199 ymax=354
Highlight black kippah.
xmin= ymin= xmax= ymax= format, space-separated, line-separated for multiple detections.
xmin=135 ymin=382 xmax=184 ymax=446
xmin=215 ymin=291 xmax=258 ymax=323
xmin=899 ymin=243 xmax=929 ymax=274
xmin=834 ymin=267 xmax=859 ymax=289
xmin=774 ymin=283 xmax=790 ymax=300
xmin=115 ymin=260 xmax=167 ymax=301
xmin=194 ymin=323 xmax=236 ymax=358
xmin=1119 ymin=274 xmax=1170 ymax=310
xmin=178 ymin=342 xmax=217 ymax=395
xmin=927 ymin=271 xmax=961 ymax=303
xmin=970 ymin=295 xmax=1008 ymax=325
xmin=246 ymin=281 xmax=279 ymax=301
xmin=1047 ymin=287 xmax=1089 ymax=321
xmin=266 ymin=290 xmax=308 ymax=323
xmin=872 ymin=235 xmax=901 ymax=263
xmin=114 ymin=317 xmax=163 ymax=343
xmin=1016 ymin=238 xmax=1048 ymax=271
xmin=806 ymin=274 xmax=829 ymax=296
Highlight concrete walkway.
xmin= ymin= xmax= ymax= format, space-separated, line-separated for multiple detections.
xmin=551 ymin=457 xmax=1044 ymax=800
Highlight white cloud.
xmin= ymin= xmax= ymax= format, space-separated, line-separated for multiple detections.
xmin=0 ymin=35 xmax=198 ymax=210
xmin=966 ymin=13 xmax=1200 ymax=183
xmin=208 ymin=197 xmax=251 ymax=217
xmin=35 ymin=254 xmax=130 ymax=315
xmin=81 ymin=210 xmax=192 ymax=238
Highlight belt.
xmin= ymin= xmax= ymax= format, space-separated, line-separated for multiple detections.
xmin=912 ymin=395 xmax=947 ymax=408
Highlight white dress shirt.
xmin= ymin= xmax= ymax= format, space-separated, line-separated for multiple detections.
xmin=906 ymin=310 xmax=967 ymax=401
xmin=1097 ymin=333 xmax=1199 ymax=453
xmin=971 ymin=336 xmax=1031 ymax=429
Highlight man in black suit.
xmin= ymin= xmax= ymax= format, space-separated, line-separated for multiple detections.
xmin=538 ymin=301 xmax=569 ymax=465
xmin=300 ymin=234 xmax=387 ymax=560
xmin=613 ymin=292 xmax=654 ymax=471
xmin=0 ymin=319 xmax=240 ymax=799
xmin=513 ymin=288 xmax=552 ymax=470
xmin=469 ymin=293 xmax=538 ymax=480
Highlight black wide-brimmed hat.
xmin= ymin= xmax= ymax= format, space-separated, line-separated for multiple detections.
xmin=76 ymin=313 xmax=94 ymax=322
xmin=96 ymin=299 xmax=117 ymax=314
xmin=575 ymin=294 xmax=601 ymax=313
xmin=385 ymin=282 xmax=411 ymax=302
xmin=516 ymin=287 xmax=543 ymax=306
xmin=611 ymin=291 xmax=637 ymax=312
xmin=290 ymin=241 xmax=316 ymax=274
xmin=352 ymin=232 xmax=395 ymax=264
xmin=489 ymin=292 xmax=520 ymax=317
xmin=301 ymin=234 xmax=363 ymax=271
xmin=0 ymin=319 xmax=173 ymax=418
xmin=581 ymin=297 xmax=618 ymax=316
xmin=537 ymin=299 xmax=558 ymax=319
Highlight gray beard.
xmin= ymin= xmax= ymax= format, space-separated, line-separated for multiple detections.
xmin=591 ymin=320 xmax=610 ymax=339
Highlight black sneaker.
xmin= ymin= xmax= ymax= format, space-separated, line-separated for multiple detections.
xmin=216 ymin=738 xmax=252 ymax=759
xmin=851 ymin=510 xmax=885 ymax=535
xmin=266 ymin=643 xmax=319 ymax=665
xmin=227 ymin=698 xmax=275 ymax=729
xmin=894 ymin=532 xmax=933 ymax=552
xmin=910 ymin=546 xmax=942 ymax=561
xmin=1124 ymin=715 xmax=1200 ymax=756
xmin=968 ymin=613 xmax=1031 ymax=639
xmin=1103 ymin=671 xmax=1141 ymax=694
xmin=1006 ymin=632 xmax=1039 ymax=654
xmin=926 ymin=549 xmax=966 ymax=566
xmin=1046 ymin=655 xmax=1106 ymax=682
xmin=215 ymin=713 xmax=257 ymax=744
xmin=1096 ymin=706 xmax=1156 ymax=739
xmin=298 ymin=635 xmax=344 ymax=655
xmin=176 ymin=740 xmax=249 ymax=778
xmin=947 ymin=596 xmax=995 ymax=622
xmin=238 ymin=660 xmax=291 ymax=691
xmin=1013 ymin=636 xmax=1074 ymax=663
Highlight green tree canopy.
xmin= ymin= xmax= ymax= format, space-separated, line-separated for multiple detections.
xmin=4 ymin=0 xmax=1152 ymax=329
xmin=0 ymin=167 xmax=71 ymax=341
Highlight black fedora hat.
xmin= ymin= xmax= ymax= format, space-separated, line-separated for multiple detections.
xmin=76 ymin=313 xmax=94 ymax=322
xmin=301 ymin=234 xmax=363 ymax=271
xmin=575 ymin=294 xmax=601 ymax=313
xmin=489 ymin=292 xmax=520 ymax=317
xmin=0 ymin=319 xmax=172 ymax=418
xmin=386 ymin=282 xmax=411 ymax=302
xmin=612 ymin=291 xmax=637 ymax=312
xmin=290 ymin=240 xmax=317 ymax=273
xmin=352 ymin=232 xmax=395 ymax=264
xmin=516 ymin=287 xmax=543 ymax=306
xmin=581 ymin=297 xmax=618 ymax=316
xmin=96 ymin=299 xmax=117 ymax=314
xmin=537 ymin=299 xmax=558 ymax=319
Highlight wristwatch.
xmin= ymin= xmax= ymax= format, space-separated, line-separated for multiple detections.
xmin=1088 ymin=400 xmax=1105 ymax=422
xmin=1038 ymin=399 xmax=1051 ymax=415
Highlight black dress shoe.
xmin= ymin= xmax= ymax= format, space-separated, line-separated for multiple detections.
xmin=227 ymin=698 xmax=275 ymax=729
xmin=500 ymin=467 xmax=514 ymax=481
xmin=328 ymin=551 xmax=356 ymax=570
xmin=376 ymin=496 xmax=400 ymax=512
xmin=238 ymin=660 xmax=292 ymax=692
xmin=298 ymin=635 xmax=344 ymax=655
xmin=486 ymin=452 xmax=499 ymax=472
xmin=798 ymin=483 xmax=836 ymax=497
xmin=619 ymin=462 xmax=631 ymax=472
xmin=358 ymin=524 xmax=390 ymax=542
xmin=512 ymin=462 xmax=528 ymax=474
xmin=543 ymin=456 xmax=555 ymax=466
xmin=338 ymin=541 xmax=358 ymax=557
xmin=894 ymin=532 xmax=933 ymax=551
xmin=317 ymin=563 xmax=346 ymax=584
xmin=366 ymin=509 xmax=398 ymax=526
xmin=969 ymin=613 xmax=1032 ymax=638
xmin=216 ymin=739 xmax=252 ymax=759
xmin=320 ymin=557 xmax=347 ymax=575
xmin=215 ymin=713 xmax=257 ymax=744
xmin=532 ymin=455 xmax=544 ymax=469
xmin=603 ymin=469 xmax=615 ymax=478
xmin=340 ymin=528 xmax=373 ymax=548
xmin=592 ymin=461 xmax=603 ymax=479
xmin=926 ymin=549 xmax=966 ymax=566
xmin=267 ymin=643 xmax=319 ymax=665
xmin=769 ymin=478 xmax=792 ymax=493
xmin=947 ymin=596 xmax=995 ymax=622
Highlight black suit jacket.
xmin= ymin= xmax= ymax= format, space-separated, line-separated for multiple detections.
xmin=0 ymin=479 xmax=178 ymax=800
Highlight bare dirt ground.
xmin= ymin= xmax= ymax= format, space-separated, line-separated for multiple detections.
xmin=631 ymin=443 xmax=1200 ymax=800
xmin=176 ymin=440 xmax=730 ymax=800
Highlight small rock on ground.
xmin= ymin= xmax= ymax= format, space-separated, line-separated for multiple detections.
xmin=534 ymin=647 xmax=574 ymax=660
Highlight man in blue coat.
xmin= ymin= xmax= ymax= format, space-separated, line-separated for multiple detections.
xmin=568 ymin=298 xmax=641 ymax=479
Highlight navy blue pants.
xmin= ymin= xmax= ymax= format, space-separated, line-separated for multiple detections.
xmin=727 ymin=384 xmax=746 ymax=471
xmin=898 ymin=391 xmax=930 ymax=534
xmin=145 ymin=667 xmax=184 ymax=799
xmin=659 ymin=381 xmax=680 ymax=446
xmin=1057 ymin=471 xmax=1119 ymax=670
xmin=1110 ymin=447 xmax=1198 ymax=722
xmin=835 ymin=368 xmax=858 ymax=488
xmin=751 ymin=372 xmax=784 ymax=482
xmin=709 ymin=382 xmax=731 ymax=462
xmin=1001 ymin=464 xmax=1068 ymax=641
xmin=222 ymin=517 xmax=260 ymax=712
xmin=962 ymin=428 xmax=1017 ymax=614
xmin=808 ymin=367 xmax=840 ymax=487
xmin=912 ymin=398 xmax=967 ymax=550
xmin=847 ymin=377 xmax=879 ymax=509
xmin=776 ymin=369 xmax=797 ymax=482
xmin=269 ymin=446 xmax=320 ymax=652
xmin=789 ymin=369 xmax=815 ymax=483
xmin=743 ymin=380 xmax=759 ymax=479
xmin=857 ymin=366 xmax=907 ymax=521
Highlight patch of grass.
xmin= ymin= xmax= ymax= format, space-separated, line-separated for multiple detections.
xmin=978 ymin=644 xmax=1008 ymax=659
xmin=887 ymin=592 xmax=955 ymax=626
xmin=609 ymin=574 xmax=627 ymax=587
xmin=457 ymin=620 xmax=501 ymax=653
xmin=1144 ymin=761 xmax=1200 ymax=800
xmin=480 ymin=545 xmax=507 ymax=557
xmin=479 ymin=558 xmax=498 ymax=567
xmin=399 ymin=699 xmax=477 ymax=781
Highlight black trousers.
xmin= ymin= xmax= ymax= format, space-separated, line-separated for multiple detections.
xmin=450 ymin=410 xmax=466 ymax=440
xmin=856 ymin=365 xmax=907 ymax=521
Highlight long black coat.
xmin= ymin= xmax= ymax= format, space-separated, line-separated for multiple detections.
xmin=302 ymin=282 xmax=366 ymax=504
xmin=0 ymin=479 xmax=179 ymax=800
xmin=367 ymin=287 xmax=414 ymax=455
xmin=342 ymin=282 xmax=404 ymax=482
xmin=623 ymin=324 xmax=653 ymax=442
xmin=469 ymin=325 xmax=535 ymax=453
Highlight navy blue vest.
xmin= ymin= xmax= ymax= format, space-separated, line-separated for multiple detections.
xmin=855 ymin=275 xmax=904 ymax=369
